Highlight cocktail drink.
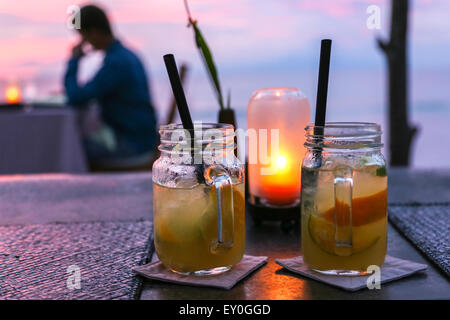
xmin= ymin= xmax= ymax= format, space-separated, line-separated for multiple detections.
xmin=152 ymin=123 xmax=245 ymax=275
xmin=154 ymin=182 xmax=245 ymax=274
xmin=301 ymin=123 xmax=387 ymax=275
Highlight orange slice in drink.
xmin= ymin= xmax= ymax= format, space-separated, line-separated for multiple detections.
xmin=323 ymin=188 xmax=387 ymax=227
xmin=308 ymin=188 xmax=387 ymax=256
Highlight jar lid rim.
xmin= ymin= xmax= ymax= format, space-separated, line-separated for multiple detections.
xmin=160 ymin=122 xmax=234 ymax=131
xmin=305 ymin=122 xmax=381 ymax=130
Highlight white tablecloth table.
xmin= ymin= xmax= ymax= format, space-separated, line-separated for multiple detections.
xmin=0 ymin=108 xmax=87 ymax=174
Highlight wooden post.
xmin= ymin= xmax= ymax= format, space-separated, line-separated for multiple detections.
xmin=377 ymin=0 xmax=417 ymax=166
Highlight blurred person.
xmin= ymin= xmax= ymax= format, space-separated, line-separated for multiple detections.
xmin=64 ymin=4 xmax=157 ymax=168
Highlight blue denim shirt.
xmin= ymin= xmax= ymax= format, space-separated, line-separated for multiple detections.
xmin=64 ymin=40 xmax=157 ymax=154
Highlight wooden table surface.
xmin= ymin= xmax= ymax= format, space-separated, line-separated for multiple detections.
xmin=0 ymin=169 xmax=448 ymax=299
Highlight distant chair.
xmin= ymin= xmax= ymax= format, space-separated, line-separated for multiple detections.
xmin=90 ymin=63 xmax=188 ymax=172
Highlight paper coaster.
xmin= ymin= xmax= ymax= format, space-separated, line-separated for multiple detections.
xmin=133 ymin=255 xmax=267 ymax=290
xmin=275 ymin=255 xmax=427 ymax=292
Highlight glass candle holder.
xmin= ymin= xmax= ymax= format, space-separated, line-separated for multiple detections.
xmin=247 ymin=87 xmax=310 ymax=208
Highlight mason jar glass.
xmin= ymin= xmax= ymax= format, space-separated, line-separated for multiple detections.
xmin=152 ymin=123 xmax=245 ymax=275
xmin=301 ymin=122 xmax=388 ymax=275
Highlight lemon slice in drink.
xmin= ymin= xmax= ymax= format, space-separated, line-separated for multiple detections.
xmin=155 ymin=185 xmax=211 ymax=244
xmin=308 ymin=214 xmax=381 ymax=256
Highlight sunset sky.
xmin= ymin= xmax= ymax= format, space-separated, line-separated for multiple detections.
xmin=0 ymin=0 xmax=449 ymax=166
xmin=1 ymin=1 xmax=449 ymax=89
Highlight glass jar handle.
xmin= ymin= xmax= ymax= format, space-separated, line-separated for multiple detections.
xmin=333 ymin=167 xmax=353 ymax=256
xmin=205 ymin=165 xmax=234 ymax=249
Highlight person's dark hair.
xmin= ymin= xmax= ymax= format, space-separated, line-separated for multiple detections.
xmin=78 ymin=4 xmax=112 ymax=35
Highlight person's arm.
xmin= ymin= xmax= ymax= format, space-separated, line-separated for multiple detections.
xmin=64 ymin=55 xmax=125 ymax=106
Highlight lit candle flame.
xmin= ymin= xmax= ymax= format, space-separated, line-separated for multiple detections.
xmin=5 ymin=85 xmax=21 ymax=104
xmin=275 ymin=154 xmax=287 ymax=170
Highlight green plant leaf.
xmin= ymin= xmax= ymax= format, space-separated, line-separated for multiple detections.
xmin=184 ymin=0 xmax=225 ymax=110
xmin=190 ymin=21 xmax=224 ymax=109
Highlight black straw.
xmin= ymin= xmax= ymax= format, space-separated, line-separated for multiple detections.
xmin=313 ymin=39 xmax=332 ymax=167
xmin=163 ymin=54 xmax=194 ymax=131
xmin=163 ymin=53 xmax=204 ymax=183
xmin=314 ymin=39 xmax=331 ymax=133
